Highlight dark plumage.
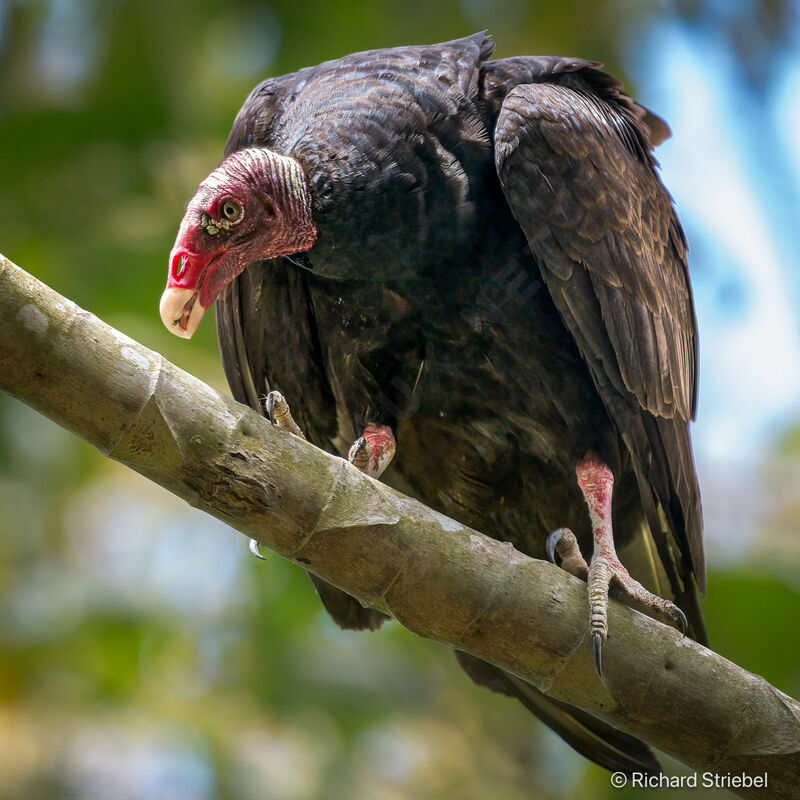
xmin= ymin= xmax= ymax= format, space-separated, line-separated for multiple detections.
xmin=163 ymin=33 xmax=705 ymax=776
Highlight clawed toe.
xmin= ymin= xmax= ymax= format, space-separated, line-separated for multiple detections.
xmin=588 ymin=555 xmax=612 ymax=675
xmin=348 ymin=436 xmax=371 ymax=472
xmin=673 ymin=606 xmax=688 ymax=636
xmin=608 ymin=561 xmax=689 ymax=635
xmin=253 ymin=394 xmax=395 ymax=558
xmin=546 ymin=528 xmax=563 ymax=564
xmin=593 ymin=631 xmax=603 ymax=676
xmin=266 ymin=391 xmax=306 ymax=439
xmin=546 ymin=528 xmax=589 ymax=580
xmin=588 ymin=552 xmax=687 ymax=676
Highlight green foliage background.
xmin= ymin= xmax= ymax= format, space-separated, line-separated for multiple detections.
xmin=1 ymin=2 xmax=799 ymax=798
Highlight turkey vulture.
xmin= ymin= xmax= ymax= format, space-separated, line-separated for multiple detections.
xmin=160 ymin=33 xmax=705 ymax=775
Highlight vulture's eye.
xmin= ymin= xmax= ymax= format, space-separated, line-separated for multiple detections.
xmin=221 ymin=200 xmax=241 ymax=221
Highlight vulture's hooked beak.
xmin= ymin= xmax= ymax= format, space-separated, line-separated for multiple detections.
xmin=159 ymin=285 xmax=204 ymax=339
xmin=160 ymin=248 xmax=220 ymax=338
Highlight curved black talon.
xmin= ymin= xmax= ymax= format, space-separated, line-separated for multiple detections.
xmin=674 ymin=606 xmax=688 ymax=636
xmin=249 ymin=538 xmax=266 ymax=560
xmin=545 ymin=529 xmax=563 ymax=564
xmin=593 ymin=631 xmax=604 ymax=677
xmin=266 ymin=391 xmax=277 ymax=425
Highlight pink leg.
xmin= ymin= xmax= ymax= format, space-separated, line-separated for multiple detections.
xmin=347 ymin=422 xmax=396 ymax=479
xmin=547 ymin=451 xmax=686 ymax=675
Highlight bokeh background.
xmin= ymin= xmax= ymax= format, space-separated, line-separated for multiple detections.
xmin=1 ymin=1 xmax=800 ymax=798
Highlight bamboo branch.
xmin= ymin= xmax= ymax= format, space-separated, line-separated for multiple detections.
xmin=0 ymin=254 xmax=797 ymax=800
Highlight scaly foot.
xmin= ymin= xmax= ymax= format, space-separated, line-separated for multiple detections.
xmin=249 ymin=392 xmax=396 ymax=557
xmin=546 ymin=452 xmax=686 ymax=676
xmin=266 ymin=390 xmax=306 ymax=439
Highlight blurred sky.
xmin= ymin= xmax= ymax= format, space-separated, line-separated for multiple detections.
xmin=634 ymin=19 xmax=800 ymax=463
xmin=624 ymin=9 xmax=800 ymax=560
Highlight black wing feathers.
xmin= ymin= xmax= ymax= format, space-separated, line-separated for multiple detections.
xmin=493 ymin=82 xmax=696 ymax=420
xmin=489 ymin=63 xmax=704 ymax=593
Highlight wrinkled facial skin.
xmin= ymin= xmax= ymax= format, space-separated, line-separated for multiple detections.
xmin=160 ymin=148 xmax=317 ymax=338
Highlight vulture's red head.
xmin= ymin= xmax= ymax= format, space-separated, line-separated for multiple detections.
xmin=161 ymin=148 xmax=317 ymax=338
